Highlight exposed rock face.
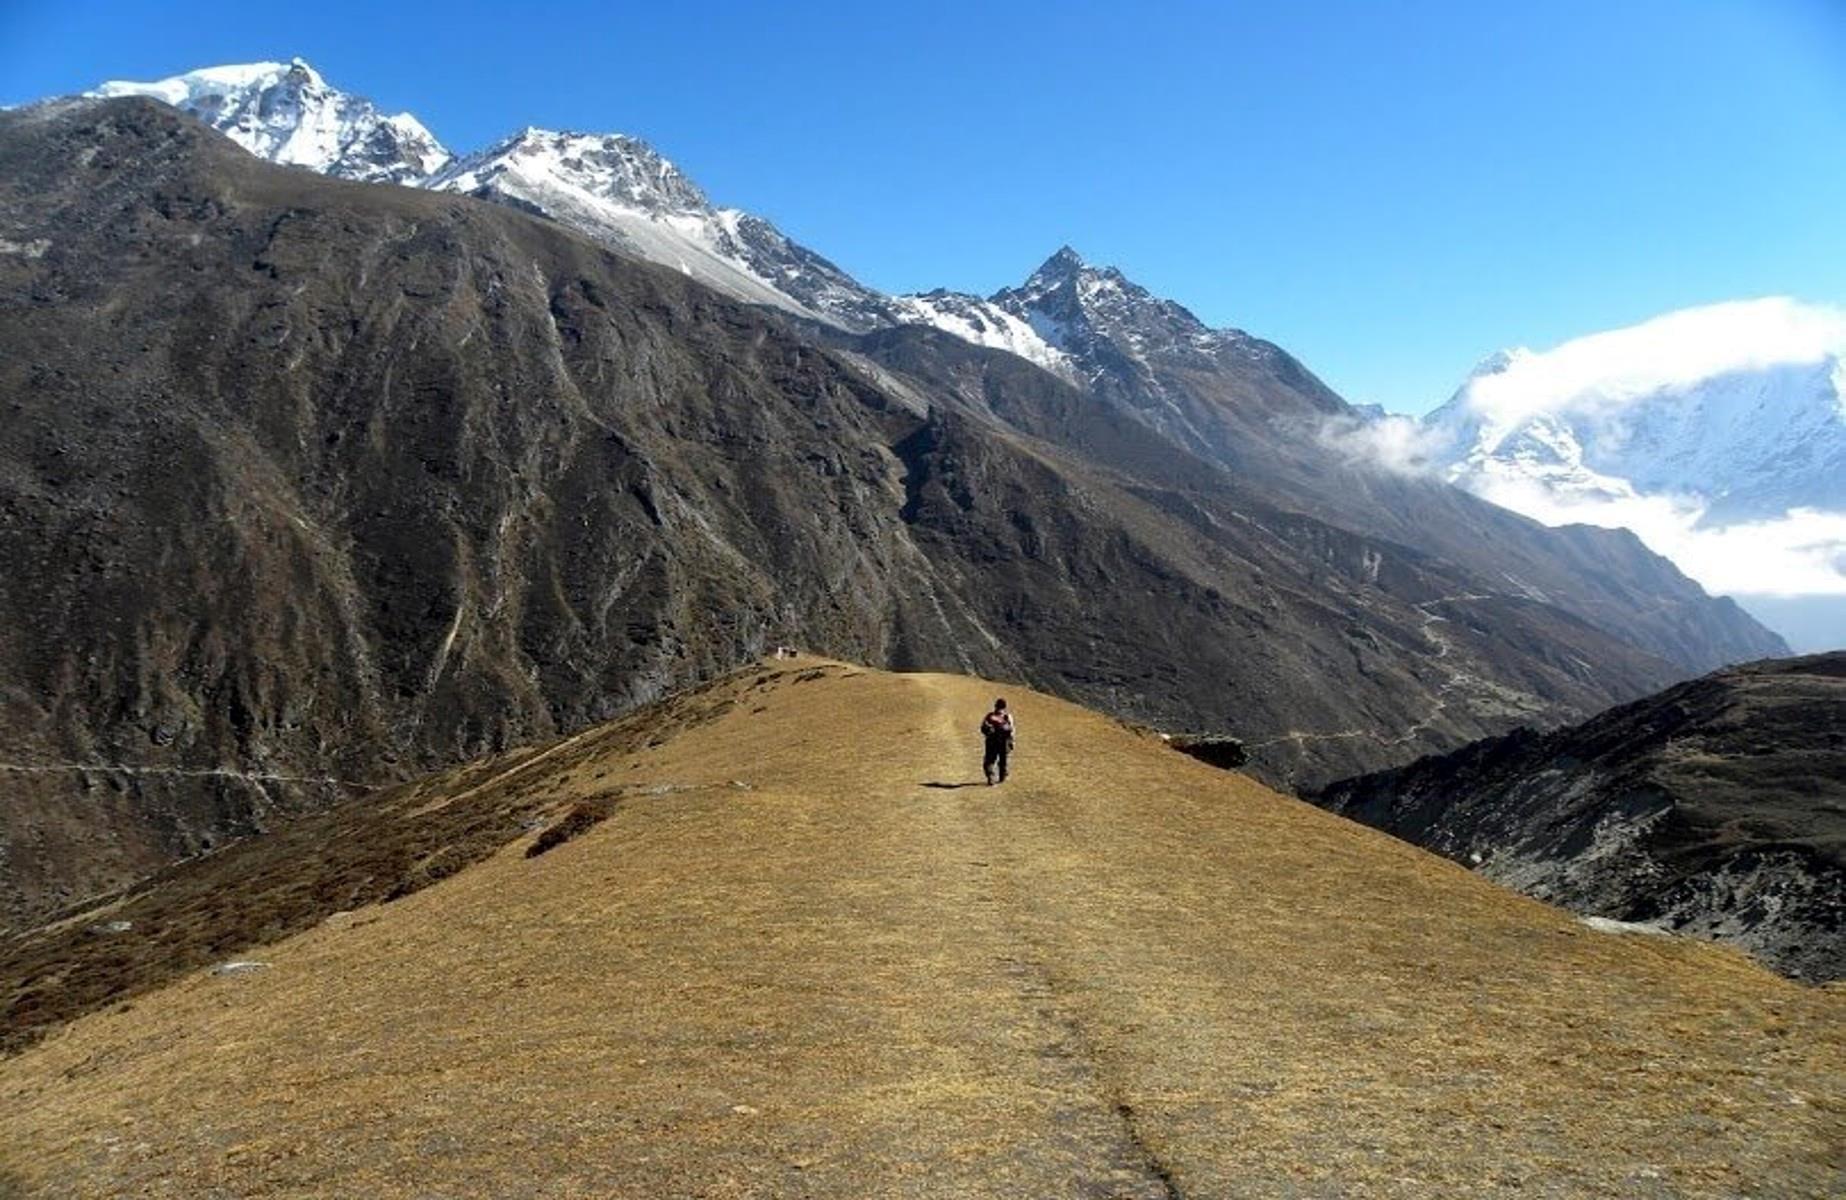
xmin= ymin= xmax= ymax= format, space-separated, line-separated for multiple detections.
xmin=1314 ymin=653 xmax=1846 ymax=980
xmin=1166 ymin=734 xmax=1249 ymax=770
xmin=0 ymin=98 xmax=1780 ymax=927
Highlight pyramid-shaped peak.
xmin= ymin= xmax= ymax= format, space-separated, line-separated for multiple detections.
xmin=1022 ymin=245 xmax=1090 ymax=288
xmin=1019 ymin=245 xmax=1156 ymax=295
xmin=993 ymin=245 xmax=1218 ymax=356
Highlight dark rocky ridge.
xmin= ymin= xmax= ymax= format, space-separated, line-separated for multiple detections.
xmin=0 ymin=98 xmax=1774 ymax=925
xmin=1314 ymin=653 xmax=1846 ymax=980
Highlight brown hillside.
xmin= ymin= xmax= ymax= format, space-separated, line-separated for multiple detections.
xmin=1 ymin=659 xmax=1839 ymax=1197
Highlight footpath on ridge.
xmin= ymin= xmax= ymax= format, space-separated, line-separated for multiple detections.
xmin=1 ymin=658 xmax=1840 ymax=1198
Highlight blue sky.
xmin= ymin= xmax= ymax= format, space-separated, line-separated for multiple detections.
xmin=5 ymin=0 xmax=1842 ymax=413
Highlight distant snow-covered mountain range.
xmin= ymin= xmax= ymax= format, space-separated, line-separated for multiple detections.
xmin=1336 ymin=299 xmax=1846 ymax=649
xmin=86 ymin=59 xmax=1841 ymax=649
xmin=1425 ymin=300 xmax=1846 ymax=525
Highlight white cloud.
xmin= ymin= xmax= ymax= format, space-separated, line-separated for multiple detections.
xmin=1460 ymin=297 xmax=1846 ymax=431
xmin=1316 ymin=411 xmax=1447 ymax=475
xmin=1467 ymin=472 xmax=1846 ymax=600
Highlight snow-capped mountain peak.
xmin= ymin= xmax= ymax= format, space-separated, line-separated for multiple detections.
xmin=431 ymin=127 xmax=712 ymax=217
xmin=90 ymin=58 xmax=448 ymax=185
xmin=1419 ymin=299 xmax=1846 ymax=638
xmin=1019 ymin=244 xmax=1087 ymax=290
xmin=425 ymin=125 xmax=898 ymax=330
xmin=1463 ymin=347 xmax=1532 ymax=381
xmin=992 ymin=247 xmax=1235 ymax=370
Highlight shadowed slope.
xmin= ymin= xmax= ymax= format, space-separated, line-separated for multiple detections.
xmin=1316 ymin=652 xmax=1846 ymax=981
xmin=2 ymin=659 xmax=1839 ymax=1197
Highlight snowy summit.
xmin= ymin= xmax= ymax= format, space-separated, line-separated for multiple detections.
xmin=424 ymin=126 xmax=891 ymax=331
xmin=91 ymin=59 xmax=449 ymax=185
xmin=73 ymin=59 xmax=1242 ymax=384
xmin=1413 ymin=299 xmax=1846 ymax=644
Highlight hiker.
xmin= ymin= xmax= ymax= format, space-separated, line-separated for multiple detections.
xmin=980 ymin=698 xmax=1015 ymax=785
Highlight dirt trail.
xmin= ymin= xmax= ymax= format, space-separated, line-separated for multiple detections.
xmin=1 ymin=660 xmax=1839 ymax=1198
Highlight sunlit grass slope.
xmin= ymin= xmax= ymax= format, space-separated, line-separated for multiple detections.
xmin=1 ymin=657 xmax=1839 ymax=1197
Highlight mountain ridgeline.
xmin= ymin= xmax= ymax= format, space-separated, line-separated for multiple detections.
xmin=0 ymin=92 xmax=1782 ymax=926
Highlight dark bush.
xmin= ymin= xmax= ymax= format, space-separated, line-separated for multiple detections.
xmin=526 ymin=800 xmax=619 ymax=859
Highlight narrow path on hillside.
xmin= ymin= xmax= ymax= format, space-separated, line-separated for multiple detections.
xmin=897 ymin=673 xmax=1440 ymax=1195
xmin=886 ymin=675 xmax=1185 ymax=1196
xmin=904 ymin=673 xmax=1227 ymax=1194
xmin=1243 ymin=591 xmax=1520 ymax=781
xmin=0 ymin=762 xmax=376 ymax=789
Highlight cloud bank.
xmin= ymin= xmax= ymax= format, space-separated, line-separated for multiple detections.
xmin=1464 ymin=476 xmax=1846 ymax=600
xmin=1459 ymin=297 xmax=1846 ymax=432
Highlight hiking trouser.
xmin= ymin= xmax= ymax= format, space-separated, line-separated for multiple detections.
xmin=983 ymin=738 xmax=1010 ymax=781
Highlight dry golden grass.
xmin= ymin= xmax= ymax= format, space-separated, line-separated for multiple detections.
xmin=1 ymin=657 xmax=1840 ymax=1197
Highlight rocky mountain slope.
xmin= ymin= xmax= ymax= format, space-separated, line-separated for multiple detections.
xmin=3 ymin=658 xmax=1840 ymax=1198
xmin=0 ymin=97 xmax=1793 ymax=928
xmin=1315 ymin=652 xmax=1846 ymax=981
xmin=972 ymin=249 xmax=1787 ymax=676
xmin=69 ymin=61 xmax=1791 ymax=674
